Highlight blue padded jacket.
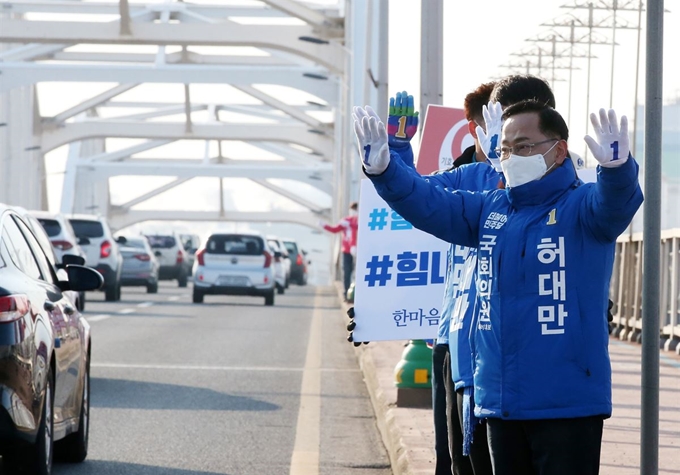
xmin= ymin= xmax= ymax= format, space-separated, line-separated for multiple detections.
xmin=369 ymin=155 xmax=643 ymax=420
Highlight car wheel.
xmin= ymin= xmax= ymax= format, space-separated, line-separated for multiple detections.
xmin=178 ymin=273 xmax=188 ymax=288
xmin=5 ymin=369 xmax=55 ymax=475
xmin=104 ymin=283 xmax=118 ymax=301
xmin=115 ymin=283 xmax=122 ymax=301
xmin=276 ymin=283 xmax=284 ymax=295
xmin=264 ymin=289 xmax=275 ymax=306
xmin=147 ymin=282 xmax=158 ymax=294
xmin=55 ymin=352 xmax=89 ymax=463
xmin=78 ymin=291 xmax=86 ymax=312
xmin=299 ymin=274 xmax=308 ymax=286
xmin=192 ymin=289 xmax=204 ymax=303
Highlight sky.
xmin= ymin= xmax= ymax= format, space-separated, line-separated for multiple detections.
xmin=30 ymin=0 xmax=680 ymax=282
xmin=388 ymin=0 xmax=680 ymax=163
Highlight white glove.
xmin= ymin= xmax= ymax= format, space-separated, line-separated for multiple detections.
xmin=584 ymin=108 xmax=630 ymax=168
xmin=352 ymin=104 xmax=381 ymax=122
xmin=353 ymin=106 xmax=390 ymax=175
xmin=475 ymin=101 xmax=504 ymax=172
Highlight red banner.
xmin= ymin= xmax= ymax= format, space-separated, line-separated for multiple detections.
xmin=416 ymin=105 xmax=472 ymax=175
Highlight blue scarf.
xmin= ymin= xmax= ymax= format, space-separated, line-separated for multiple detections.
xmin=462 ymin=386 xmax=479 ymax=456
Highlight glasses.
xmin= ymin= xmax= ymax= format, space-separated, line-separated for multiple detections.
xmin=495 ymin=139 xmax=558 ymax=159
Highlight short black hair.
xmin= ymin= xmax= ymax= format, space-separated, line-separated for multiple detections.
xmin=491 ymin=75 xmax=556 ymax=108
xmin=463 ymin=81 xmax=495 ymax=122
xmin=349 ymin=201 xmax=358 ymax=210
xmin=502 ymin=100 xmax=569 ymax=141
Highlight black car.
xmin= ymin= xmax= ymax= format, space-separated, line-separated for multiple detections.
xmin=0 ymin=207 xmax=103 ymax=474
xmin=282 ymin=239 xmax=308 ymax=285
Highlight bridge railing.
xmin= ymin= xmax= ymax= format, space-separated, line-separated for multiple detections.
xmin=610 ymin=228 xmax=680 ymax=352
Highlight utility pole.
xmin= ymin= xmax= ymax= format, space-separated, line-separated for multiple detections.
xmin=527 ymin=26 xmax=602 ymax=127
xmin=547 ymin=0 xmax=641 ymax=164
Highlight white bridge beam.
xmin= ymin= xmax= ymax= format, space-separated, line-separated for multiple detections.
xmin=0 ymin=20 xmax=345 ymax=73
xmin=108 ymin=209 xmax=321 ymax=232
xmin=0 ymin=63 xmax=337 ymax=104
xmin=42 ymin=121 xmax=334 ymax=156
xmin=80 ymin=161 xmax=331 ymax=180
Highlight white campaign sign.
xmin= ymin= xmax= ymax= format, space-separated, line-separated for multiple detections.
xmin=353 ymin=179 xmax=450 ymax=341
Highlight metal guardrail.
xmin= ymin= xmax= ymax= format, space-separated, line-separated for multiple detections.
xmin=610 ymin=228 xmax=680 ymax=353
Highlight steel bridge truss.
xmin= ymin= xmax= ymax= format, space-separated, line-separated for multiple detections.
xmin=0 ymin=0 xmax=384 ymax=230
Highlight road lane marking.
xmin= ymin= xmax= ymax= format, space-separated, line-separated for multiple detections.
xmin=289 ymin=288 xmax=322 ymax=475
xmin=137 ymin=302 xmax=154 ymax=308
xmin=87 ymin=314 xmax=111 ymax=322
xmin=90 ymin=363 xmax=359 ymax=373
xmin=168 ymin=296 xmax=180 ymax=301
xmin=118 ymin=308 xmax=136 ymax=314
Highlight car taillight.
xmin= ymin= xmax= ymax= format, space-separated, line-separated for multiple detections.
xmin=263 ymin=250 xmax=272 ymax=268
xmin=0 ymin=295 xmax=30 ymax=323
xmin=51 ymin=240 xmax=73 ymax=251
xmin=135 ymin=254 xmax=150 ymax=261
xmin=196 ymin=249 xmax=206 ymax=266
xmin=176 ymin=250 xmax=184 ymax=265
xmin=100 ymin=240 xmax=112 ymax=258
xmin=296 ymin=254 xmax=303 ymax=266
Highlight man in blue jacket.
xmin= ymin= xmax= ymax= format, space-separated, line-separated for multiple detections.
xmin=352 ymin=76 xmax=561 ymax=475
xmin=354 ymin=100 xmax=643 ymax=475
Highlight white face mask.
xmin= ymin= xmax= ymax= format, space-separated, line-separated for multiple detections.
xmin=500 ymin=142 xmax=558 ymax=187
xmin=348 ymin=209 xmax=357 ymax=217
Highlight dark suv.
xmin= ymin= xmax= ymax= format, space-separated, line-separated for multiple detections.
xmin=282 ymin=238 xmax=308 ymax=285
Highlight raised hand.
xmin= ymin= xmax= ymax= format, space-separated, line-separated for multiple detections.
xmin=387 ymin=91 xmax=419 ymax=146
xmin=584 ymin=108 xmax=630 ymax=168
xmin=353 ymin=106 xmax=390 ymax=175
xmin=475 ymin=101 xmax=504 ymax=172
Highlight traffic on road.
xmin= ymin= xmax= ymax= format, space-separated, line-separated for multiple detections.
xmin=0 ymin=210 xmax=380 ymax=475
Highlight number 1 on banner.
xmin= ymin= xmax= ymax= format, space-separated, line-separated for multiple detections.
xmin=396 ymin=116 xmax=407 ymax=139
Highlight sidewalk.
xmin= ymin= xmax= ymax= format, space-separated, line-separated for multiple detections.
xmin=338 ymin=291 xmax=680 ymax=475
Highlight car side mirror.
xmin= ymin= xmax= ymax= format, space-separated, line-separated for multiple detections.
xmin=59 ymin=265 xmax=104 ymax=292
xmin=115 ymin=236 xmax=127 ymax=244
xmin=274 ymin=251 xmax=282 ymax=259
xmin=62 ymin=254 xmax=86 ymax=266
xmin=77 ymin=237 xmax=91 ymax=245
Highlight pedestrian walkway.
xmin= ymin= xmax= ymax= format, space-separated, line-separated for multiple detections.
xmin=338 ymin=293 xmax=680 ymax=475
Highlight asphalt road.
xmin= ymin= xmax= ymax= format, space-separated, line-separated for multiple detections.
xmin=5 ymin=281 xmax=392 ymax=475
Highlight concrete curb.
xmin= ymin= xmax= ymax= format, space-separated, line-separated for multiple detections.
xmin=336 ymin=282 xmax=435 ymax=475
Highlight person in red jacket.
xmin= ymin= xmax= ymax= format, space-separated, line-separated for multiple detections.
xmin=320 ymin=202 xmax=359 ymax=300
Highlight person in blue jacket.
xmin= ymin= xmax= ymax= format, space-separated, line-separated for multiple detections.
xmin=354 ymin=99 xmax=643 ymax=475
xmin=352 ymin=76 xmax=560 ymax=475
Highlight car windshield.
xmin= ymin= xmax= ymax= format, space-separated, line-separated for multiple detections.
xmin=37 ymin=219 xmax=61 ymax=238
xmin=207 ymin=235 xmax=263 ymax=255
xmin=70 ymin=219 xmax=104 ymax=238
xmin=147 ymin=235 xmax=176 ymax=249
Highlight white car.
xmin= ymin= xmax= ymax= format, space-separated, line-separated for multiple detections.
xmin=29 ymin=210 xmax=87 ymax=264
xmin=13 ymin=207 xmax=86 ymax=311
xmin=145 ymin=233 xmax=190 ymax=287
xmin=193 ymin=232 xmax=276 ymax=305
xmin=266 ymin=238 xmax=287 ymax=294
xmin=267 ymin=236 xmax=292 ymax=288
xmin=69 ymin=214 xmax=123 ymax=301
